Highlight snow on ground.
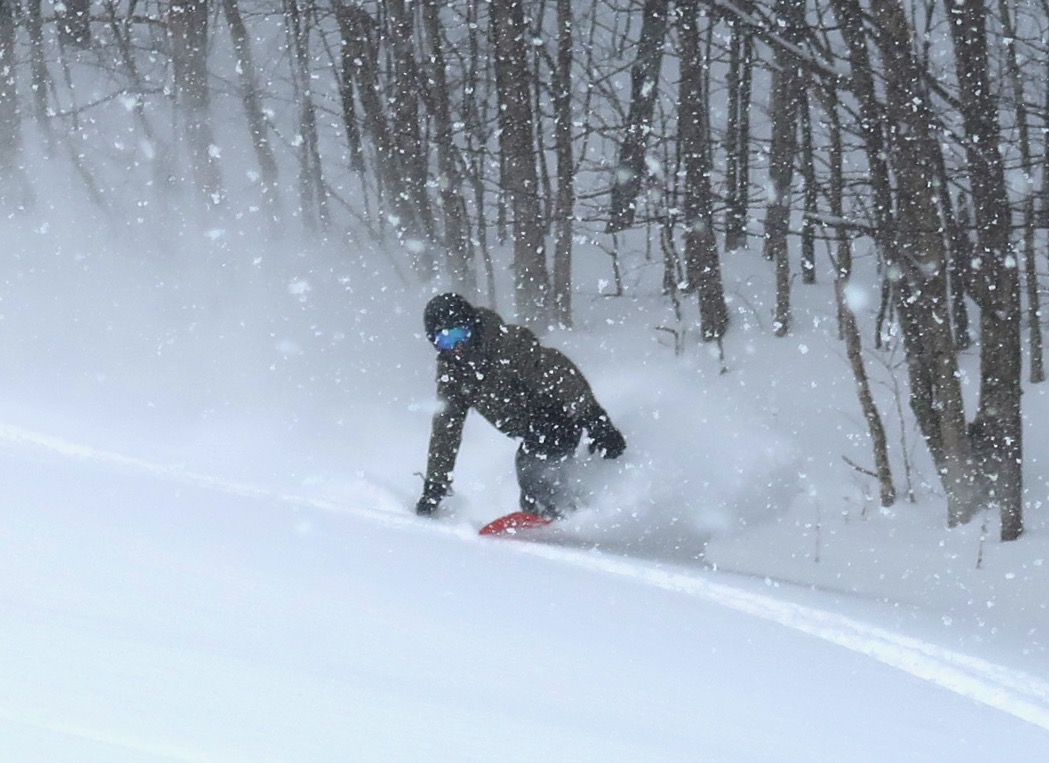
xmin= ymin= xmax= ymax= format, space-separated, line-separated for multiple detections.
xmin=2 ymin=426 xmax=1049 ymax=761
xmin=2 ymin=211 xmax=1049 ymax=759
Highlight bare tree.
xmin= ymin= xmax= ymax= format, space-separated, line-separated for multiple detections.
xmin=57 ymin=0 xmax=91 ymax=48
xmin=27 ymin=0 xmax=52 ymax=140
xmin=0 ymin=0 xmax=22 ymax=205
xmin=723 ymin=13 xmax=754 ymax=251
xmin=334 ymin=0 xmax=438 ymax=273
xmin=460 ymin=0 xmax=497 ymax=304
xmin=832 ymin=0 xmax=977 ymax=528
xmin=935 ymin=169 xmax=974 ymax=351
xmin=551 ymin=0 xmax=575 ymax=327
xmin=763 ymin=0 xmax=807 ymax=337
xmin=997 ymin=0 xmax=1044 ymax=385
xmin=820 ymin=83 xmax=895 ymax=507
xmin=170 ymin=0 xmax=224 ymax=206
xmin=607 ymin=0 xmax=670 ymax=233
xmin=388 ymin=0 xmax=437 ymax=269
xmin=491 ymin=0 xmax=550 ymax=324
xmin=947 ymin=0 xmax=1024 ymax=541
xmin=284 ymin=0 xmax=328 ymax=231
xmin=422 ymin=0 xmax=475 ymax=294
xmin=1041 ymin=16 xmax=1049 ymax=229
xmin=677 ymin=0 xmax=728 ymax=342
xmin=222 ymin=0 xmax=280 ymax=217
xmin=799 ymin=91 xmax=817 ymax=285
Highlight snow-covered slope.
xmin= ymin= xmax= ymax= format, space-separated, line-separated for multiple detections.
xmin=2 ymin=423 xmax=1048 ymax=761
xmin=3 ymin=199 xmax=1049 ymax=760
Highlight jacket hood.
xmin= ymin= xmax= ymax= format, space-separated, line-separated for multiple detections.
xmin=424 ymin=293 xmax=480 ymax=344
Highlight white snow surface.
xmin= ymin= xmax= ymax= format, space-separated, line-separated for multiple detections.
xmin=2 ymin=209 xmax=1049 ymax=761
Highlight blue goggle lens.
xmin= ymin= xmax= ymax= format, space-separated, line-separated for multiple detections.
xmin=434 ymin=326 xmax=472 ymax=351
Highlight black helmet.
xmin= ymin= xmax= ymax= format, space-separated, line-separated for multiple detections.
xmin=424 ymin=293 xmax=479 ymax=345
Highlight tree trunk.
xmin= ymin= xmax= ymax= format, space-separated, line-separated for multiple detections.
xmin=0 ymin=0 xmax=22 ymax=205
xmin=871 ymin=0 xmax=977 ymax=528
xmin=763 ymin=0 xmax=806 ymax=337
xmin=552 ymin=0 xmax=575 ymax=327
xmin=461 ymin=0 xmax=496 ymax=305
xmin=334 ymin=4 xmax=392 ymax=184
xmin=27 ymin=0 xmax=52 ymax=139
xmin=677 ymin=0 xmax=727 ymax=342
xmin=1041 ymin=51 xmax=1049 ymax=229
xmin=388 ymin=0 xmax=437 ymax=273
xmin=836 ymin=277 xmax=897 ymax=508
xmin=422 ymin=0 xmax=475 ymax=295
xmin=832 ymin=0 xmax=978 ymax=528
xmin=170 ymin=0 xmax=224 ymax=207
xmin=936 ymin=174 xmax=973 ymax=350
xmin=724 ymin=16 xmax=753 ymax=251
xmin=335 ymin=0 xmax=437 ymax=273
xmin=799 ymin=92 xmax=817 ymax=285
xmin=491 ymin=0 xmax=549 ymax=325
xmin=283 ymin=0 xmax=327 ymax=231
xmin=57 ymin=0 xmax=91 ymax=48
xmin=823 ymin=81 xmax=895 ymax=507
xmin=998 ymin=0 xmax=1044 ymax=385
xmin=607 ymin=0 xmax=670 ymax=233
xmin=102 ymin=1 xmax=172 ymax=215
xmin=222 ymin=0 xmax=280 ymax=218
xmin=946 ymin=0 xmax=1024 ymax=541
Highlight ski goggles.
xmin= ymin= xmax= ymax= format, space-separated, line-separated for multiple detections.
xmin=434 ymin=325 xmax=473 ymax=351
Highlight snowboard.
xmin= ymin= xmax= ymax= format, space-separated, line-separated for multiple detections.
xmin=478 ymin=510 xmax=554 ymax=537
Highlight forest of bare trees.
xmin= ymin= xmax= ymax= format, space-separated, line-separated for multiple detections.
xmin=0 ymin=0 xmax=1046 ymax=540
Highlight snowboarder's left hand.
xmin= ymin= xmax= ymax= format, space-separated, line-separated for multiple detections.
xmin=415 ymin=479 xmax=446 ymax=517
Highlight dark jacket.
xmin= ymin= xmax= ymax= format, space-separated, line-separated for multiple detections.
xmin=424 ymin=304 xmax=615 ymax=495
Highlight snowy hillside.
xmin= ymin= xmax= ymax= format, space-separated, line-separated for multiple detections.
xmin=3 ymin=420 xmax=1049 ymax=762
xmin=2 ymin=207 xmax=1049 ymax=759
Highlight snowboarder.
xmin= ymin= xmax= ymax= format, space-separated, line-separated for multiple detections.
xmin=416 ymin=293 xmax=626 ymax=519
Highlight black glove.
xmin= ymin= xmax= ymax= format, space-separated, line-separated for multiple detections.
xmin=586 ymin=414 xmax=626 ymax=459
xmin=415 ymin=479 xmax=447 ymax=517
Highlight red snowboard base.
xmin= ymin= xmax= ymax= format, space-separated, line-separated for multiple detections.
xmin=479 ymin=511 xmax=554 ymax=536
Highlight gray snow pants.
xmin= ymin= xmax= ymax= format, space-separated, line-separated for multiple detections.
xmin=515 ymin=412 xmax=582 ymax=518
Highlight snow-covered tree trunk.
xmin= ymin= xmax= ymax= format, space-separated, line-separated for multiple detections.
xmin=57 ymin=0 xmax=91 ymax=48
xmin=283 ymin=0 xmax=327 ymax=231
xmin=422 ymin=0 xmax=474 ymax=294
xmin=491 ymin=0 xmax=549 ymax=325
xmin=221 ymin=0 xmax=280 ymax=218
xmin=832 ymin=0 xmax=977 ymax=527
xmin=607 ymin=0 xmax=669 ymax=234
xmin=334 ymin=0 xmax=434 ymax=273
xmin=170 ymin=0 xmax=224 ymax=207
xmin=677 ymin=0 xmax=727 ymax=342
xmin=0 ymin=0 xmax=21 ymax=205
xmin=822 ymin=83 xmax=895 ymax=507
xmin=933 ymin=165 xmax=973 ymax=351
xmin=387 ymin=0 xmax=437 ymax=274
xmin=866 ymin=0 xmax=978 ymax=529
xmin=26 ymin=0 xmax=51 ymax=140
xmin=799 ymin=93 xmax=817 ymax=285
xmin=763 ymin=0 xmax=806 ymax=337
xmin=723 ymin=16 xmax=753 ymax=252
xmin=947 ymin=0 xmax=1024 ymax=541
xmin=333 ymin=3 xmax=393 ymax=196
xmin=997 ymin=0 xmax=1044 ymax=386
xmin=460 ymin=0 xmax=497 ymax=305
xmin=551 ymin=0 xmax=575 ymax=328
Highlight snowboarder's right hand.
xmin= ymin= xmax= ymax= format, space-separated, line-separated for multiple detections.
xmin=586 ymin=415 xmax=627 ymax=460
xmin=415 ymin=479 xmax=446 ymax=517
